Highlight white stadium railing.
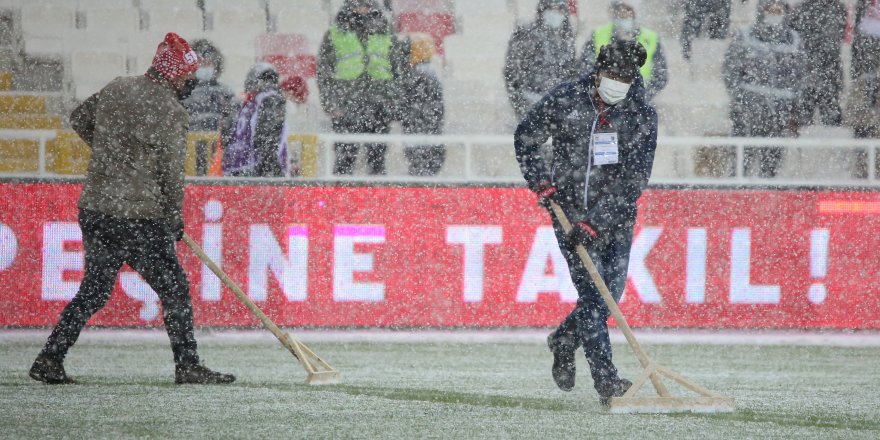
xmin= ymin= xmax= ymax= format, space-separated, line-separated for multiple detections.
xmin=3 ymin=129 xmax=880 ymax=186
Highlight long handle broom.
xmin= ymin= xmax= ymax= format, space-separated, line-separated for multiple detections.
xmin=182 ymin=233 xmax=340 ymax=385
xmin=548 ymin=201 xmax=734 ymax=413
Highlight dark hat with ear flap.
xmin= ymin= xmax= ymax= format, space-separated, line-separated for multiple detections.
xmin=595 ymin=39 xmax=647 ymax=81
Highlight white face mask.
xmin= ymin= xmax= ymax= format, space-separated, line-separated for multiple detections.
xmin=543 ymin=10 xmax=566 ymax=29
xmin=597 ymin=76 xmax=631 ymax=105
xmin=764 ymin=14 xmax=784 ymax=26
xmin=614 ymin=18 xmax=635 ymax=33
xmin=195 ymin=66 xmax=215 ymax=82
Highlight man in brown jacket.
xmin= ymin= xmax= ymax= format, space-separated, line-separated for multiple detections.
xmin=29 ymin=33 xmax=235 ymax=385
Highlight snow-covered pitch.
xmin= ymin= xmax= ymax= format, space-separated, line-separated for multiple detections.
xmin=2 ymin=329 xmax=879 ymax=439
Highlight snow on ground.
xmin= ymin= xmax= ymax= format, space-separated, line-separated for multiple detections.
xmin=2 ymin=329 xmax=880 ymax=439
xmin=4 ymin=327 xmax=880 ymax=346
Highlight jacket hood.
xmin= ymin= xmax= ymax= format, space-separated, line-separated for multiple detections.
xmin=537 ymin=0 xmax=568 ymax=13
xmin=244 ymin=63 xmax=279 ymax=93
xmin=335 ymin=0 xmax=389 ymax=33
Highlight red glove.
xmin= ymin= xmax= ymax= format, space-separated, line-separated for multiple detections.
xmin=535 ymin=181 xmax=557 ymax=208
xmin=569 ymin=219 xmax=598 ymax=247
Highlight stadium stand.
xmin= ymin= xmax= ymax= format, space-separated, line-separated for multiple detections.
xmin=0 ymin=0 xmax=866 ymax=180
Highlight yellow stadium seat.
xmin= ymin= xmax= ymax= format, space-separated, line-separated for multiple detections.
xmin=0 ymin=114 xmax=61 ymax=130
xmin=47 ymin=131 xmax=91 ymax=175
xmin=0 ymin=95 xmax=47 ymax=114
xmin=0 ymin=72 xmax=11 ymax=91
xmin=0 ymin=139 xmax=39 ymax=173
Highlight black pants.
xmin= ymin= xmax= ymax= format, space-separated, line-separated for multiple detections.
xmin=549 ymin=206 xmax=635 ymax=391
xmin=40 ymin=209 xmax=199 ymax=366
xmin=799 ymin=62 xmax=843 ymax=126
xmin=332 ymin=113 xmax=390 ymax=175
xmin=681 ymin=0 xmax=731 ymax=59
xmin=404 ymin=144 xmax=445 ymax=176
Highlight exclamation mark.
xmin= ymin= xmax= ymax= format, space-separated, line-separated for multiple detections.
xmin=808 ymin=228 xmax=830 ymax=304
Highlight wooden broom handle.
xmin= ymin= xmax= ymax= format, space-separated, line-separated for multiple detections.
xmin=182 ymin=233 xmax=290 ymax=345
xmin=548 ymin=202 xmax=653 ymax=368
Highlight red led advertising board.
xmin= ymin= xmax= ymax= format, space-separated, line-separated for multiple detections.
xmin=2 ymin=182 xmax=879 ymax=328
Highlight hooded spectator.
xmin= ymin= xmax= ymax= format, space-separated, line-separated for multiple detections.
xmin=398 ymin=33 xmax=445 ymax=176
xmin=182 ymin=39 xmax=238 ymax=175
xmin=504 ymin=0 xmax=578 ymax=119
xmin=790 ymin=0 xmax=847 ymax=126
xmin=317 ymin=0 xmax=405 ymax=175
xmin=224 ymin=63 xmax=288 ymax=177
xmin=723 ymin=0 xmax=807 ymax=178
xmin=580 ymin=0 xmax=668 ymax=101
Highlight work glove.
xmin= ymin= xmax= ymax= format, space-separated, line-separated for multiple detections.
xmin=534 ymin=181 xmax=558 ymax=209
xmin=568 ymin=218 xmax=599 ymax=249
xmin=165 ymin=216 xmax=184 ymax=242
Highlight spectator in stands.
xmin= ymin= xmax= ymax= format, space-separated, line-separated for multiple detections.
xmin=318 ymin=0 xmax=405 ymax=175
xmin=504 ymin=0 xmax=578 ymax=119
xmin=723 ymin=0 xmax=806 ymax=178
xmin=680 ymin=0 xmax=739 ymax=61
xmin=515 ymin=40 xmax=655 ymax=407
xmin=845 ymin=67 xmax=880 ymax=178
xmin=30 ymin=32 xmax=234 ymax=386
xmin=853 ymin=0 xmax=880 ymax=80
xmin=790 ymin=0 xmax=847 ymax=127
xmin=580 ymin=1 xmax=667 ymax=101
xmin=398 ymin=33 xmax=445 ymax=176
xmin=183 ymin=39 xmax=238 ymax=175
xmin=224 ymin=63 xmax=288 ymax=177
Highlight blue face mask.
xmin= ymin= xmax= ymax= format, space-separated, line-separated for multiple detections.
xmin=614 ymin=18 xmax=635 ymax=33
xmin=543 ymin=10 xmax=566 ymax=29
xmin=764 ymin=14 xmax=784 ymax=26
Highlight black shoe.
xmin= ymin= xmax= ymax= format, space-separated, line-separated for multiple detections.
xmin=547 ymin=331 xmax=576 ymax=392
xmin=175 ymin=364 xmax=236 ymax=385
xmin=29 ymin=354 xmax=76 ymax=385
xmin=597 ymin=377 xmax=632 ymax=407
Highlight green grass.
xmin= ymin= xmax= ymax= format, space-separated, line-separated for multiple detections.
xmin=1 ymin=331 xmax=879 ymax=439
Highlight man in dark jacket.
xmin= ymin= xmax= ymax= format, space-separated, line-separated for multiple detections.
xmin=30 ymin=33 xmax=234 ymax=385
xmin=581 ymin=1 xmax=667 ymax=101
xmin=317 ymin=0 xmax=404 ymax=175
xmin=504 ymin=0 xmax=578 ymax=119
xmin=183 ymin=39 xmax=238 ymax=174
xmin=515 ymin=40 xmax=656 ymax=406
xmin=790 ymin=0 xmax=846 ymax=126
xmin=723 ymin=0 xmax=806 ymax=178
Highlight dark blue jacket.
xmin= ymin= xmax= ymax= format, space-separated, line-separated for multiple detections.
xmin=514 ymin=74 xmax=658 ymax=235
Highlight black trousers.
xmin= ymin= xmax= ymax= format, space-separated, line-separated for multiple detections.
xmin=331 ymin=112 xmax=391 ymax=175
xmin=40 ymin=209 xmax=199 ymax=366
xmin=549 ymin=206 xmax=635 ymax=391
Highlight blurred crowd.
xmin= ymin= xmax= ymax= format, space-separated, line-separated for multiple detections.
xmin=183 ymin=0 xmax=880 ymax=179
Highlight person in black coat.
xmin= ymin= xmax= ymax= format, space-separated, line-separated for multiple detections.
xmin=183 ymin=39 xmax=239 ymax=175
xmin=852 ymin=0 xmax=880 ymax=80
xmin=398 ymin=34 xmax=445 ymax=176
xmin=790 ymin=0 xmax=846 ymax=126
xmin=514 ymin=40 xmax=657 ymax=406
xmin=504 ymin=0 xmax=578 ymax=119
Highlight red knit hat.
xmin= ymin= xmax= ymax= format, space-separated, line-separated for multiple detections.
xmin=279 ymin=75 xmax=309 ymax=104
xmin=151 ymin=32 xmax=199 ymax=79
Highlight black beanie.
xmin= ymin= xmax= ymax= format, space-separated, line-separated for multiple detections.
xmin=595 ymin=39 xmax=647 ymax=81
